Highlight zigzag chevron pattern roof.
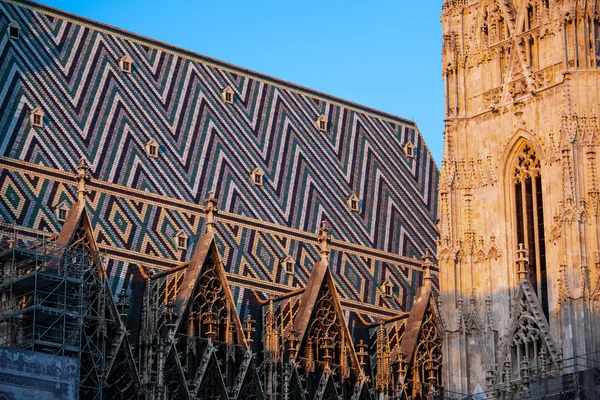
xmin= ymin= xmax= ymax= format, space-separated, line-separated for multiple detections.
xmin=0 ymin=0 xmax=439 ymax=319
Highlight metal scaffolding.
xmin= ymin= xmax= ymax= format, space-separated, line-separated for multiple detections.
xmin=435 ymin=351 xmax=600 ymax=399
xmin=0 ymin=223 xmax=107 ymax=399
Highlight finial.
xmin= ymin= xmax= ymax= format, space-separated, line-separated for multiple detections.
xmin=421 ymin=248 xmax=434 ymax=284
xmin=204 ymin=191 xmax=218 ymax=232
xmin=317 ymin=220 xmax=331 ymax=263
xmin=75 ymin=158 xmax=90 ymax=201
xmin=243 ymin=315 xmax=256 ymax=348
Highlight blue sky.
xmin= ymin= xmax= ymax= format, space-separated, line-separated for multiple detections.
xmin=42 ymin=0 xmax=445 ymax=165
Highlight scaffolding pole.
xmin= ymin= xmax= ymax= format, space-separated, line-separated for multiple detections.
xmin=0 ymin=223 xmax=107 ymax=399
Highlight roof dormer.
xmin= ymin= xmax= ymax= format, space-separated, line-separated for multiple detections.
xmin=30 ymin=107 xmax=44 ymax=128
xmin=7 ymin=22 xmax=20 ymax=40
xmin=55 ymin=200 xmax=70 ymax=223
xmin=174 ymin=230 xmax=189 ymax=251
xmin=250 ymin=167 xmax=264 ymax=186
xmin=221 ymin=86 xmax=235 ymax=104
xmin=315 ymin=115 xmax=328 ymax=132
xmin=281 ymin=255 xmax=295 ymax=275
xmin=403 ymin=141 xmax=415 ymax=158
xmin=119 ymin=55 xmax=133 ymax=73
xmin=347 ymin=193 xmax=360 ymax=212
xmin=380 ymin=278 xmax=394 ymax=297
xmin=145 ymin=139 xmax=159 ymax=158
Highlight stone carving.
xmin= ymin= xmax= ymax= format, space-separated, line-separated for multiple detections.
xmin=483 ymin=87 xmax=503 ymax=108
xmin=441 ymin=0 xmax=600 ymax=395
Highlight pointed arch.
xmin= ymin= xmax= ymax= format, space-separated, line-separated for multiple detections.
xmin=487 ymin=245 xmax=500 ymax=260
xmin=288 ymin=258 xmax=367 ymax=397
xmin=502 ymin=132 xmax=550 ymax=317
xmin=293 ymin=260 xmax=362 ymax=375
xmin=438 ymin=246 xmax=455 ymax=262
xmin=495 ymin=282 xmax=560 ymax=388
xmin=398 ymin=291 xmax=443 ymax=398
xmin=171 ymin=232 xmax=248 ymax=347
xmin=475 ymin=248 xmax=487 ymax=263
xmin=194 ymin=351 xmax=229 ymax=399
xmin=55 ymin=200 xmax=142 ymax=398
xmin=288 ymin=367 xmax=307 ymax=400
xmin=233 ymin=355 xmax=263 ymax=400
xmin=500 ymin=129 xmax=546 ymax=179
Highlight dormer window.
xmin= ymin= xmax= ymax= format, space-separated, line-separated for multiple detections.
xmin=379 ymin=278 xmax=394 ymax=297
xmin=119 ymin=55 xmax=133 ymax=73
xmin=221 ymin=86 xmax=235 ymax=104
xmin=315 ymin=115 xmax=328 ymax=132
xmin=381 ymin=279 xmax=393 ymax=297
xmin=55 ymin=201 xmax=70 ymax=223
xmin=250 ymin=167 xmax=264 ymax=186
xmin=347 ymin=194 xmax=360 ymax=212
xmin=174 ymin=230 xmax=188 ymax=251
xmin=7 ymin=22 xmax=20 ymax=40
xmin=30 ymin=107 xmax=44 ymax=128
xmin=403 ymin=142 xmax=415 ymax=158
xmin=145 ymin=139 xmax=159 ymax=158
xmin=282 ymin=256 xmax=295 ymax=275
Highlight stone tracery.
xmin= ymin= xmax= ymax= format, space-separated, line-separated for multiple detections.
xmin=512 ymin=142 xmax=549 ymax=317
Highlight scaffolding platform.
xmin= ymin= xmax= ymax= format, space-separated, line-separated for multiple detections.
xmin=0 ymin=223 xmax=108 ymax=399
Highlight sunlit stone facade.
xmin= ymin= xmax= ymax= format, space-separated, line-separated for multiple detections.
xmin=440 ymin=0 xmax=600 ymax=396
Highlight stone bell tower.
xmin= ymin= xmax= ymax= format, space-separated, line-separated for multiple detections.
xmin=439 ymin=0 xmax=600 ymax=396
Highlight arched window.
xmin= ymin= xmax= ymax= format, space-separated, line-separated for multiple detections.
xmin=512 ymin=144 xmax=548 ymax=317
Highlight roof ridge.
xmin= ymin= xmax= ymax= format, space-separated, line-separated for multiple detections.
xmin=9 ymin=0 xmax=419 ymax=128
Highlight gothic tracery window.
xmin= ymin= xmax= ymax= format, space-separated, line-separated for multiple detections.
xmin=306 ymin=284 xmax=342 ymax=371
xmin=512 ymin=144 xmax=548 ymax=317
xmin=410 ymin=309 xmax=443 ymax=398
xmin=509 ymin=316 xmax=549 ymax=379
xmin=186 ymin=256 xmax=232 ymax=342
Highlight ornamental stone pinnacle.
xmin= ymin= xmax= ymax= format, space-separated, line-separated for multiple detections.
xmin=516 ymin=243 xmax=528 ymax=282
xmin=421 ymin=248 xmax=434 ymax=284
xmin=317 ymin=220 xmax=331 ymax=263
xmin=204 ymin=191 xmax=218 ymax=232
xmin=75 ymin=157 xmax=90 ymax=201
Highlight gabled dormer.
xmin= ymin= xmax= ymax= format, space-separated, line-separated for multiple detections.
xmin=250 ymin=167 xmax=264 ymax=186
xmin=281 ymin=255 xmax=295 ymax=275
xmin=315 ymin=115 xmax=328 ymax=132
xmin=289 ymin=256 xmax=364 ymax=385
xmin=221 ymin=86 xmax=235 ymax=104
xmin=119 ymin=55 xmax=133 ymax=73
xmin=55 ymin=200 xmax=70 ymax=223
xmin=380 ymin=278 xmax=394 ymax=297
xmin=174 ymin=230 xmax=189 ymax=251
xmin=347 ymin=193 xmax=360 ymax=212
xmin=30 ymin=107 xmax=44 ymax=128
xmin=403 ymin=141 xmax=414 ymax=158
xmin=145 ymin=139 xmax=159 ymax=158
xmin=7 ymin=21 xmax=20 ymax=40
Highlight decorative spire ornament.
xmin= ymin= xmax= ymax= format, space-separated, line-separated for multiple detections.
xmin=516 ymin=243 xmax=528 ymax=282
xmin=422 ymin=248 xmax=434 ymax=285
xmin=75 ymin=157 xmax=90 ymax=201
xmin=317 ymin=220 xmax=331 ymax=263
xmin=204 ymin=191 xmax=218 ymax=232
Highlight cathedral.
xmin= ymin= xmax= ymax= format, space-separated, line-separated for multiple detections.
xmin=0 ymin=0 xmax=442 ymax=399
xmin=439 ymin=0 xmax=600 ymax=398
xmin=2 ymin=0 xmax=598 ymax=399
